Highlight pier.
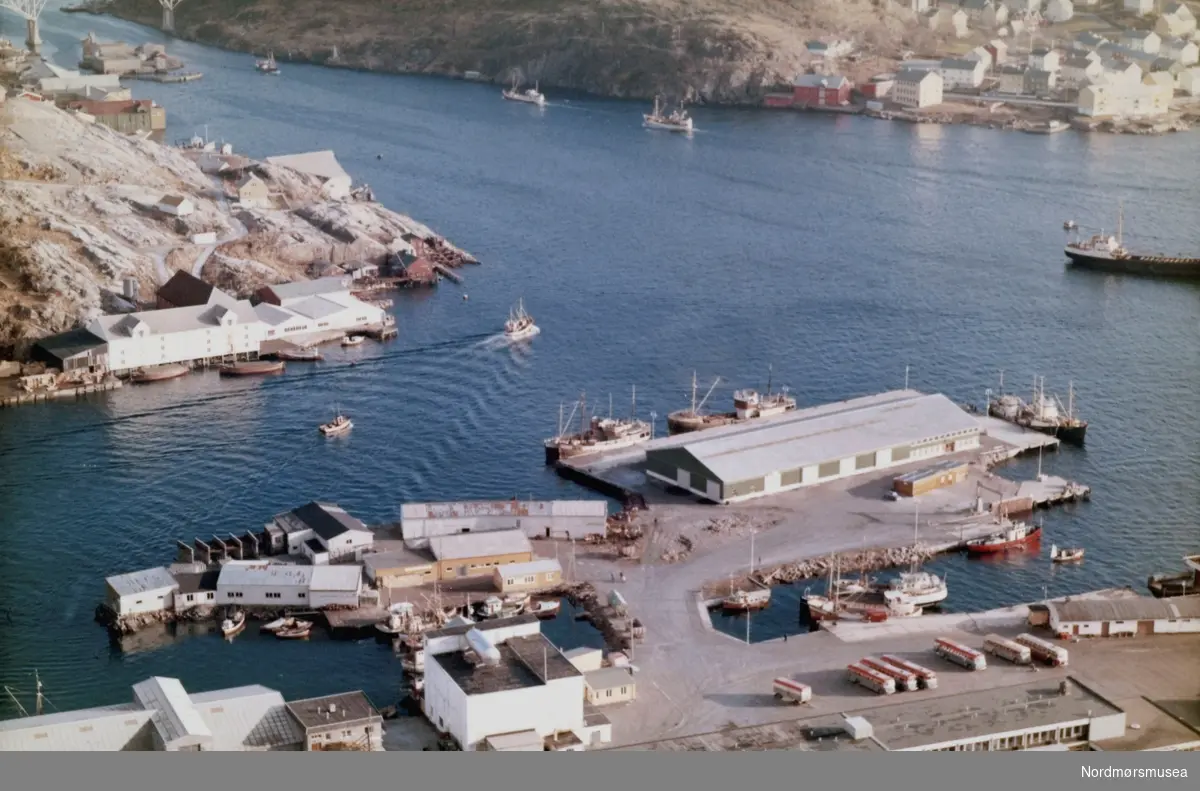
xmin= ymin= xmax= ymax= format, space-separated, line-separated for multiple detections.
xmin=0 ymin=377 xmax=122 ymax=408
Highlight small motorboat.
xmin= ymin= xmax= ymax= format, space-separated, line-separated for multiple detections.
xmin=277 ymin=347 xmax=323 ymax=362
xmin=221 ymin=611 xmax=246 ymax=638
xmin=275 ymin=619 xmax=313 ymax=640
xmin=1050 ymin=544 xmax=1085 ymax=563
xmin=219 ymin=360 xmax=285 ymax=376
xmin=342 ymin=335 xmax=366 ymax=347
xmin=529 ymin=600 xmax=561 ymax=618
xmin=319 ymin=414 xmax=353 ymax=436
xmin=130 ymin=363 xmax=190 ymax=383
xmin=260 ymin=617 xmax=293 ymax=633
xmin=721 ymin=588 xmax=771 ymax=612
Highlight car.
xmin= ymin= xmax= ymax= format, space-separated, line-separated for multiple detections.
xmin=884 ymin=491 xmax=901 ymax=501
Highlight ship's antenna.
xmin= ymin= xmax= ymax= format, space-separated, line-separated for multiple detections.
xmin=609 ymin=392 xmax=613 ymax=420
xmin=766 ymin=364 xmax=773 ymax=396
xmin=580 ymin=391 xmax=587 ymax=435
xmin=631 ymin=384 xmax=637 ymax=419
xmin=690 ymin=371 xmax=697 ymax=414
xmin=1117 ymin=201 xmax=1124 ymax=248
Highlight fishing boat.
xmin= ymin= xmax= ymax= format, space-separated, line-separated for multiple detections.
xmin=256 ymin=52 xmax=280 ymax=75
xmin=988 ymin=373 xmax=1087 ymax=445
xmin=275 ymin=619 xmax=313 ymax=639
xmin=722 ymin=588 xmax=771 ymax=612
xmin=261 ymin=616 xmax=294 ymax=633
xmin=476 ymin=596 xmax=504 ymax=619
xmin=529 ymin=600 xmax=561 ymax=618
xmin=319 ymin=413 xmax=353 ymax=436
xmin=833 ymin=512 xmax=947 ymax=608
xmin=965 ymin=520 xmax=1042 ymax=556
xmin=1025 ymin=120 xmax=1069 ymax=135
xmin=1050 ymin=544 xmax=1085 ymax=563
xmin=277 ymin=347 xmax=322 ymax=362
xmin=504 ymin=298 xmax=539 ymax=341
xmin=667 ymin=367 xmax=797 ymax=435
xmin=219 ymin=360 xmax=285 ymax=376
xmin=130 ymin=363 xmax=190 ymax=383
xmin=341 ymin=335 xmax=365 ymax=347
xmin=544 ymin=388 xmax=652 ymax=463
xmin=502 ymin=77 xmax=546 ymax=107
xmin=804 ymin=557 xmax=922 ymax=623
xmin=644 ymin=96 xmax=694 ymax=133
xmin=220 ymin=611 xmax=246 ymax=638
xmin=1064 ymin=203 xmax=1200 ymax=280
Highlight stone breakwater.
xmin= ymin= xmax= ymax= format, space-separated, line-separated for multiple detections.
xmin=94 ymin=603 xmax=308 ymax=635
xmin=704 ymin=544 xmax=940 ymax=598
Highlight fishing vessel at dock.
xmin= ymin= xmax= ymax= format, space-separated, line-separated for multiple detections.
xmin=544 ymin=388 xmax=652 ymax=463
xmin=129 ymin=363 xmax=190 ymax=383
xmin=666 ymin=367 xmax=796 ymax=435
xmin=804 ymin=557 xmax=922 ymax=623
xmin=218 ymin=359 xmax=285 ymax=377
xmin=1064 ymin=204 xmax=1200 ymax=280
xmin=721 ymin=588 xmax=771 ymax=612
xmin=502 ymin=77 xmax=546 ymax=107
xmin=276 ymin=347 xmax=322 ymax=362
xmin=988 ymin=374 xmax=1087 ymax=445
xmin=964 ymin=520 xmax=1042 ymax=556
xmin=833 ymin=513 xmax=947 ymax=609
xmin=644 ymin=96 xmax=694 ymax=133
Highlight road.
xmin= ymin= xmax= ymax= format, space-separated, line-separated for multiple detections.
xmin=152 ymin=183 xmax=249 ymax=286
xmin=946 ymin=92 xmax=1074 ymax=109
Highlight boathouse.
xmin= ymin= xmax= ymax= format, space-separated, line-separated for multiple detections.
xmin=643 ymin=391 xmax=981 ymax=505
xmin=104 ymin=567 xmax=179 ymax=617
xmin=215 ymin=561 xmax=313 ymax=607
xmin=268 ymin=501 xmax=375 ymax=563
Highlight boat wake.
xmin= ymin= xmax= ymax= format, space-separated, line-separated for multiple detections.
xmin=477 ymin=328 xmax=541 ymax=350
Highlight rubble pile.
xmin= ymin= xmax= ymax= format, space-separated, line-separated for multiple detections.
xmin=758 ymin=544 xmax=937 ymax=587
xmin=661 ymin=535 xmax=694 ymax=564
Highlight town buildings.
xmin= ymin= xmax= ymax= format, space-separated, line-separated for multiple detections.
xmin=986 ymin=39 xmax=1009 ymax=66
xmin=493 ymin=559 xmax=563 ymax=593
xmin=156 ymin=271 xmax=221 ymax=310
xmin=1163 ymin=37 xmax=1199 ymax=66
xmin=398 ymin=499 xmax=608 ymax=548
xmin=1025 ymin=68 xmax=1058 ymax=95
xmin=931 ymin=8 xmax=969 ymax=37
xmin=940 ymin=57 xmax=988 ymax=89
xmin=285 ymin=693 xmax=383 ymax=751
xmin=1077 ymin=81 xmax=1171 ymax=118
xmin=1044 ymin=596 xmax=1200 ymax=637
xmin=1028 ymin=48 xmax=1061 ymax=73
xmin=643 ymin=391 xmax=981 ymax=505
xmin=308 ymin=565 xmax=365 ymax=608
xmin=79 ymin=34 xmax=170 ymax=75
xmin=235 ymin=173 xmax=271 ymax=208
xmin=1156 ymin=3 xmax=1197 ymax=37
xmin=791 ymin=74 xmax=852 ymax=107
xmin=1060 ymin=56 xmax=1103 ymax=86
xmin=156 ymin=195 xmax=194 ymax=217
xmin=1120 ymin=30 xmax=1161 ymax=55
xmin=65 ymin=98 xmax=166 ymax=137
xmin=429 ymin=530 xmax=534 ymax=580
xmin=104 ymin=567 xmax=179 ymax=617
xmin=269 ymin=501 xmax=375 ymax=563
xmin=892 ymin=70 xmax=944 ymax=108
xmin=998 ymin=65 xmax=1027 ymax=94
xmin=21 ymin=57 xmax=122 ymax=97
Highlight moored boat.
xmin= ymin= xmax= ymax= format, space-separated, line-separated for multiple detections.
xmin=1050 ymin=544 xmax=1085 ymax=563
xmin=219 ymin=360 xmax=285 ymax=376
xmin=721 ymin=588 xmax=771 ymax=612
xmin=341 ymin=335 xmax=365 ymax=347
xmin=667 ymin=367 xmax=797 ymax=435
xmin=1064 ymin=203 xmax=1200 ymax=280
xmin=261 ymin=617 xmax=293 ymax=633
xmin=987 ymin=374 xmax=1087 ymax=445
xmin=275 ymin=619 xmax=313 ymax=639
xmin=965 ymin=521 xmax=1042 ymax=555
xmin=544 ymin=388 xmax=651 ymax=463
xmin=277 ymin=347 xmax=323 ymax=362
xmin=220 ymin=611 xmax=246 ymax=638
xmin=130 ymin=363 xmax=190 ymax=383
xmin=529 ymin=600 xmax=561 ymax=618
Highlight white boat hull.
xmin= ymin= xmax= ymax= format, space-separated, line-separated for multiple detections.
xmin=503 ymin=91 xmax=545 ymax=107
xmin=505 ymin=324 xmax=540 ymax=342
xmin=644 ymin=118 xmax=693 ymax=132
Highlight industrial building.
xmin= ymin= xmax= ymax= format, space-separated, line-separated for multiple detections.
xmin=1043 ymin=596 xmax=1200 ymax=638
xmin=643 ymin=391 xmax=981 ymax=504
xmin=308 ymin=565 xmax=365 ymax=608
xmin=363 ymin=547 xmax=437 ymax=588
xmin=494 ymin=559 xmax=563 ymax=592
xmin=584 ymin=668 xmax=637 ymax=707
xmin=215 ymin=561 xmax=315 ymax=607
xmin=621 ymin=678 xmax=1126 ymax=752
xmin=429 ymin=530 xmax=534 ymax=580
xmin=399 ymin=499 xmax=608 ymax=549
xmin=173 ymin=570 xmax=219 ymax=612
xmin=0 ymin=676 xmax=387 ymax=751
xmin=892 ymin=460 xmax=969 ymax=497
xmin=267 ymin=501 xmax=375 ymax=563
xmin=104 ymin=567 xmax=179 ymax=617
xmin=421 ymin=616 xmax=610 ymax=751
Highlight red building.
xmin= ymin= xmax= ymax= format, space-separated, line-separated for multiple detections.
xmin=792 ymin=74 xmax=852 ymax=107
xmin=763 ymin=93 xmax=795 ymax=108
xmin=859 ymin=74 xmax=895 ymax=99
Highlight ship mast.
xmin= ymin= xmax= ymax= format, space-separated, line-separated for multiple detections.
xmin=696 ymin=377 xmax=721 ymax=414
xmin=1068 ymin=381 xmax=1075 ymax=421
xmin=631 ymin=384 xmax=637 ymax=420
xmin=580 ymin=391 xmax=588 ymax=435
xmin=1117 ymin=201 xmax=1124 ymax=248
xmin=690 ymin=371 xmax=697 ymax=415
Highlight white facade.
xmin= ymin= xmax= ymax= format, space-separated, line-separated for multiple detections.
xmin=105 ymin=567 xmax=178 ymax=616
xmin=309 ymin=565 xmax=363 ymax=608
xmin=1122 ymin=0 xmax=1152 ymax=14
xmin=965 ymin=46 xmax=994 ymax=69
xmin=893 ymin=70 xmax=944 ymax=108
xmin=1156 ymin=5 xmax=1197 ymax=37
xmin=1164 ymin=38 xmax=1199 ymax=66
xmin=216 ymin=561 xmax=313 ymax=607
xmin=1048 ymin=598 xmax=1200 ymax=637
xmin=88 ymin=298 xmax=265 ymax=374
xmin=400 ymin=499 xmax=608 ymax=548
xmin=156 ymin=196 xmax=195 ymax=216
xmin=1180 ymin=67 xmax=1200 ymax=95
xmin=1121 ymin=30 xmax=1161 ymax=55
xmin=1043 ymin=0 xmax=1073 ymax=22
xmin=1028 ymin=49 xmax=1061 ymax=72
xmin=998 ymin=67 xmax=1027 ymax=93
xmin=940 ymin=58 xmax=988 ymax=88
xmin=1061 ymin=57 xmax=1103 ymax=85
xmin=1077 ymin=82 xmax=1171 ymax=117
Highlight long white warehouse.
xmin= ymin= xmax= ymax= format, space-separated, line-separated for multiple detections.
xmin=400 ymin=499 xmax=608 ymax=548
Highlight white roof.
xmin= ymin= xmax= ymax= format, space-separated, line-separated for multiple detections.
xmin=485 ymin=729 xmax=545 ymax=750
xmin=495 ymin=559 xmax=562 ymax=577
xmin=264 ymin=150 xmax=350 ymax=183
xmin=401 ymin=499 xmax=608 ymax=520
xmin=106 ymin=567 xmax=178 ymax=597
xmin=267 ymin=276 xmax=351 ymax=303
xmin=287 ymin=295 xmax=347 ymax=320
xmin=429 ymin=529 xmax=532 ymax=561
xmin=584 ymin=667 xmax=636 ymax=690
xmin=0 ymin=704 xmax=152 ymax=751
xmin=563 ymin=647 xmax=602 ymax=659
xmin=88 ymin=299 xmax=259 ymax=340
xmin=132 ymin=677 xmax=212 ymax=748
xmin=189 ymin=685 xmax=304 ymax=750
xmin=649 ymin=391 xmax=980 ymax=483
xmin=217 ymin=561 xmax=313 ymax=588
xmin=309 ymin=565 xmax=363 ymax=592
xmin=253 ymin=303 xmax=296 ymax=326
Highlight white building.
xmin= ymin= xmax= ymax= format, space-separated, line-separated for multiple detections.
xmin=892 ymin=69 xmax=944 ymax=108
xmin=252 ymin=277 xmax=386 ymax=340
xmin=998 ymin=65 xmax=1028 ymax=93
xmin=422 ymin=617 xmax=607 ymax=751
xmin=965 ymin=45 xmax=994 ymax=69
xmin=1180 ymin=67 xmax=1200 ymax=95
xmin=1043 ymin=0 xmax=1073 ymax=22
xmin=156 ymin=195 xmax=195 ymax=217
xmin=1122 ymin=0 xmax=1153 ymax=14
xmin=1077 ymin=81 xmax=1171 ymax=117
xmin=1060 ymin=56 xmax=1103 ymax=85
xmin=1156 ymin=3 xmax=1197 ymax=37
xmin=494 ymin=559 xmax=564 ymax=592
xmin=1047 ymin=596 xmax=1200 ymax=637
xmin=1101 ymin=59 xmax=1143 ymax=85
xmin=308 ymin=565 xmax=364 ymax=608
xmin=173 ymin=570 xmax=219 ymax=612
xmin=264 ymin=151 xmax=353 ymax=200
xmin=216 ymin=561 xmax=314 ymax=607
xmin=399 ymin=499 xmax=608 ymax=549
xmin=23 ymin=58 xmax=123 ymax=96
xmin=268 ymin=501 xmax=375 ymax=563
xmin=940 ymin=57 xmax=988 ymax=89
xmin=104 ymin=567 xmax=178 ymax=616
xmin=1164 ymin=37 xmax=1199 ymax=66
xmin=645 ymin=391 xmax=981 ymax=505
xmin=1028 ymin=48 xmax=1061 ymax=72
xmin=87 ymin=297 xmax=264 ymax=374
xmin=932 ymin=7 xmax=970 ymax=37
xmin=1120 ymin=30 xmax=1161 ymax=55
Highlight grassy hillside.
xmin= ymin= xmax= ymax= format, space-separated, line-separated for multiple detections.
xmin=103 ymin=0 xmax=916 ymax=102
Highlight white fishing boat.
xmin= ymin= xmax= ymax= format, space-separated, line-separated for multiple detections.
xmin=644 ymin=96 xmax=694 ymax=133
xmin=221 ymin=611 xmax=246 ymax=638
xmin=260 ymin=616 xmax=292 ymax=633
xmin=319 ymin=413 xmax=353 ymax=436
xmin=341 ymin=335 xmax=365 ymax=347
xmin=256 ymin=52 xmax=280 ymax=75
xmin=502 ymin=77 xmax=546 ymax=107
xmin=1050 ymin=544 xmax=1085 ymax=563
xmin=529 ymin=600 xmax=561 ymax=618
xmin=832 ymin=508 xmax=948 ymax=609
xmin=504 ymin=298 xmax=539 ymax=340
xmin=544 ymin=388 xmax=651 ymax=463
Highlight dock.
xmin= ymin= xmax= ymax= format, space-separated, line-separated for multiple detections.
xmin=0 ymin=377 xmax=122 ymax=408
xmin=1015 ymin=475 xmax=1091 ymax=508
xmin=974 ymin=416 xmax=1060 ymax=466
xmin=126 ymin=72 xmax=203 ymax=83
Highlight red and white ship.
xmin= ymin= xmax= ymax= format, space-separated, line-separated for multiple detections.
xmin=964 ymin=521 xmax=1042 ymax=556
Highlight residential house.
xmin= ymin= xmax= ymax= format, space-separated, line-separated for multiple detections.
xmin=1156 ymin=3 xmax=1197 ymax=38
xmin=583 ymin=668 xmax=637 ymax=707
xmin=982 ymin=2 xmax=1010 ymax=28
xmin=1163 ymin=37 xmax=1199 ymax=66
xmin=235 ymin=173 xmax=270 ymax=208
xmin=270 ymin=501 xmax=375 ymax=563
xmin=1028 ymin=48 xmax=1061 ymax=72
xmin=1148 ymin=57 xmax=1177 ymax=74
xmin=104 ymin=567 xmax=178 ymax=617
xmin=1077 ymin=81 xmax=1171 ymax=117
xmin=428 ymin=529 xmax=534 ymax=580
xmin=965 ymin=45 xmax=994 ymax=70
xmin=65 ymin=98 xmax=165 ymax=136
xmin=493 ymin=559 xmax=563 ymax=593
xmin=792 ymin=74 xmax=853 ymax=106
xmin=986 ymin=39 xmax=1009 ymax=66
xmin=1073 ymin=32 xmax=1108 ymax=52
xmin=1120 ymin=30 xmax=1161 ymax=55
xmin=1060 ymin=56 xmax=1104 ymax=85
xmin=1101 ymin=59 xmax=1143 ymax=85
xmin=285 ymin=693 xmax=383 ymax=751
xmin=1043 ymin=0 xmax=1074 ymax=22
xmin=1024 ymin=68 xmax=1058 ymax=95
xmin=1179 ymin=66 xmax=1200 ymax=95
xmin=263 ymin=151 xmax=352 ymax=200
xmin=998 ymin=65 xmax=1028 ymax=93
xmin=939 ymin=57 xmax=987 ymax=89
xmin=156 ymin=270 xmax=220 ymax=309
xmin=933 ymin=8 xmax=970 ymax=37
xmin=156 ymin=195 xmax=194 ymax=217
xmin=1122 ymin=0 xmax=1153 ymax=14
xmin=892 ymin=69 xmax=944 ymax=108
xmin=1144 ymin=71 xmax=1176 ymax=91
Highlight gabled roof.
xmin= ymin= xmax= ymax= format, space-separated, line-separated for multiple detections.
xmin=942 ymin=58 xmax=984 ymax=71
xmin=309 ymin=565 xmax=363 ymax=592
xmin=34 ymin=326 xmax=107 ymax=361
xmin=253 ymin=303 xmax=295 ymax=326
xmin=156 ymin=270 xmax=215 ymax=308
xmin=430 ymin=529 xmax=532 ymax=561
xmin=263 ymin=150 xmax=350 ymax=183
xmin=263 ymin=276 xmax=351 ymax=303
xmin=793 ymin=74 xmax=850 ymax=89
xmin=895 ymin=69 xmax=938 ymax=84
xmin=88 ymin=300 xmax=259 ymax=339
xmin=286 ymin=295 xmax=346 ymax=321
xmin=106 ymin=567 xmax=178 ymax=597
xmin=133 ymin=677 xmax=212 ymax=749
xmin=236 ymin=173 xmax=265 ymax=190
xmin=287 ymin=501 xmax=370 ymax=541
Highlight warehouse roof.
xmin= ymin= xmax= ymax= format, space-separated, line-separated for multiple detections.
xmin=156 ymin=270 xmax=216 ymax=308
xmin=432 ymin=634 xmax=580 ymax=696
xmin=173 ymin=570 xmax=219 ymax=594
xmin=401 ymin=499 xmax=608 ymax=520
xmin=429 ymin=529 xmax=532 ymax=561
xmin=106 ymin=567 xmax=178 ymax=597
xmin=647 ymin=391 xmax=979 ymax=484
xmin=1049 ymin=595 xmax=1200 ymax=623
xmin=285 ymin=501 xmax=370 ymax=541
xmin=496 ymin=559 xmax=562 ymax=577
xmin=189 ymin=685 xmax=304 ymax=750
xmin=309 ymin=565 xmax=362 ymax=592
xmin=34 ymin=326 xmax=107 ymax=362
xmin=133 ymin=677 xmax=212 ymax=749
xmin=363 ymin=548 xmax=435 ymax=575
xmin=88 ymin=300 xmax=258 ymax=340
xmin=264 ymin=151 xmax=350 ymax=183
xmin=217 ymin=561 xmax=313 ymax=588
xmin=285 ymin=691 xmax=380 ymax=731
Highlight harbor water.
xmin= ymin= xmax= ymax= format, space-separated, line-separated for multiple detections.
xmin=1 ymin=5 xmax=1198 ymax=712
